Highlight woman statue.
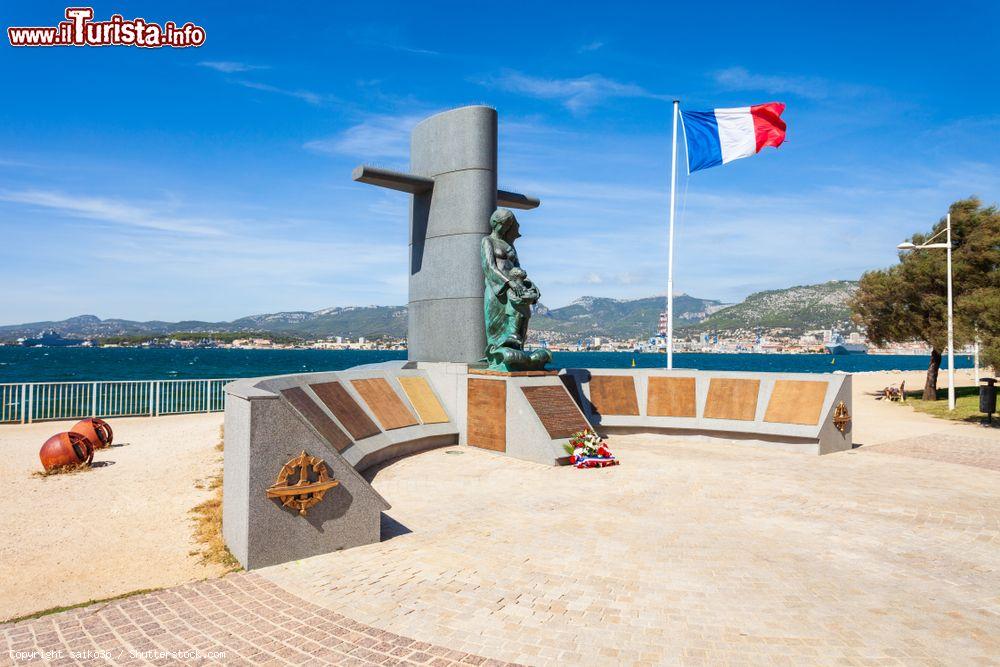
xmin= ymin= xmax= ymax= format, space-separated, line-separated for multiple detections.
xmin=481 ymin=208 xmax=552 ymax=371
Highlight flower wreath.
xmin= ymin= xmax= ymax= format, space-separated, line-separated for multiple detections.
xmin=563 ymin=428 xmax=620 ymax=469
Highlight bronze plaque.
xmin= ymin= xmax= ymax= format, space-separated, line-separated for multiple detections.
xmin=647 ymin=376 xmax=697 ymax=417
xmin=704 ymin=378 xmax=760 ymax=421
xmin=764 ymin=380 xmax=828 ymax=425
xmin=832 ymin=401 xmax=851 ymax=434
xmin=310 ymin=381 xmax=380 ymax=440
xmin=265 ymin=450 xmax=339 ymax=517
xmin=280 ymin=387 xmax=352 ymax=451
xmin=350 ymin=378 xmax=419 ymax=430
xmin=468 ymin=378 xmax=506 ymax=451
xmin=589 ymin=375 xmax=639 ymax=416
xmin=521 ymin=385 xmax=590 ymax=439
xmin=397 ymin=376 xmax=449 ymax=424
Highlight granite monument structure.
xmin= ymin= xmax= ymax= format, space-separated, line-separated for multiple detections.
xmin=352 ymin=105 xmax=540 ymax=364
xmin=222 ymin=104 xmax=854 ymax=571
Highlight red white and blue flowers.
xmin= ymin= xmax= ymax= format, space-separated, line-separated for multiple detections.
xmin=564 ymin=429 xmax=619 ymax=469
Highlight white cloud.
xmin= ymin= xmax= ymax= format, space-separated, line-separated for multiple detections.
xmin=379 ymin=44 xmax=440 ymax=56
xmin=0 ymin=184 xmax=411 ymax=322
xmin=481 ymin=70 xmax=670 ymax=113
xmin=198 ymin=61 xmax=267 ymax=73
xmin=0 ymin=189 xmax=224 ymax=236
xmin=232 ymin=79 xmax=334 ymax=106
xmin=198 ymin=61 xmax=334 ymax=107
xmin=713 ymin=66 xmax=872 ymax=101
xmin=578 ymin=40 xmax=604 ymax=53
xmin=304 ymin=113 xmax=429 ymax=160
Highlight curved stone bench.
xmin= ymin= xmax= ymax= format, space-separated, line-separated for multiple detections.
xmin=561 ymin=368 xmax=853 ymax=456
xmin=223 ymin=363 xmax=459 ymax=570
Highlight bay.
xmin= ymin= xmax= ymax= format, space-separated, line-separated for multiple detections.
xmin=0 ymin=347 xmax=973 ymax=383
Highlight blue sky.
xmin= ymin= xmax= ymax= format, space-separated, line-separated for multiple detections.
xmin=1 ymin=0 xmax=997 ymax=324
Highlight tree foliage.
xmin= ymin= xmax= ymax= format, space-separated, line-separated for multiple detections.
xmin=955 ymin=200 xmax=1000 ymax=370
xmin=850 ymin=198 xmax=1000 ymax=400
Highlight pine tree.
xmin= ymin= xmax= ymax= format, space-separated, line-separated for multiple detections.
xmin=850 ymin=198 xmax=999 ymax=400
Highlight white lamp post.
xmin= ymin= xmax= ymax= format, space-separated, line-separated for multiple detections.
xmin=897 ymin=212 xmax=955 ymax=410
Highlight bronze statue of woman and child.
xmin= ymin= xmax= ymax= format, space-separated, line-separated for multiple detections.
xmin=480 ymin=208 xmax=552 ymax=372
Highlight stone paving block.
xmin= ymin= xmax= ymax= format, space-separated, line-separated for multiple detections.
xmin=257 ymin=433 xmax=1000 ymax=665
xmin=0 ymin=574 xmax=511 ymax=667
xmin=6 ymin=433 xmax=1000 ymax=666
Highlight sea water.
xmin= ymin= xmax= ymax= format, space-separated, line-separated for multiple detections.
xmin=0 ymin=347 xmax=972 ymax=383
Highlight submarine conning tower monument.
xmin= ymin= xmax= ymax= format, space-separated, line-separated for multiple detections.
xmin=352 ymin=105 xmax=539 ymax=363
xmin=222 ymin=105 xmax=853 ymax=571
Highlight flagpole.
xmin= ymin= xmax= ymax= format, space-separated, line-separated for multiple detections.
xmin=667 ymin=99 xmax=679 ymax=369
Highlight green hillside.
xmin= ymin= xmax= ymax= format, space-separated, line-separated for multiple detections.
xmin=686 ymin=280 xmax=859 ymax=334
xmin=533 ymin=294 xmax=727 ymax=339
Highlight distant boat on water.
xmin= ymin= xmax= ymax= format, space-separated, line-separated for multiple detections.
xmin=825 ymin=333 xmax=867 ymax=355
xmin=17 ymin=330 xmax=88 ymax=348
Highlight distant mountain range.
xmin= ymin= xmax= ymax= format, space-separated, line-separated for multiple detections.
xmin=0 ymin=280 xmax=859 ymax=342
xmin=689 ymin=280 xmax=858 ymax=334
xmin=531 ymin=294 xmax=731 ymax=339
xmin=0 ymin=307 xmax=409 ymax=341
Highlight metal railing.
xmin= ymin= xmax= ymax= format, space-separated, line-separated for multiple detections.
xmin=0 ymin=379 xmax=234 ymax=424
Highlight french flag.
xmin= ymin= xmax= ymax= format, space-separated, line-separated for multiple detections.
xmin=680 ymin=103 xmax=786 ymax=173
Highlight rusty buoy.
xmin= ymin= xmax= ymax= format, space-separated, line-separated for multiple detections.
xmin=39 ymin=432 xmax=94 ymax=471
xmin=71 ymin=417 xmax=114 ymax=450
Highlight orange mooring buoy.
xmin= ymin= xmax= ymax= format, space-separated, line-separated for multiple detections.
xmin=39 ymin=432 xmax=94 ymax=471
xmin=71 ymin=417 xmax=114 ymax=450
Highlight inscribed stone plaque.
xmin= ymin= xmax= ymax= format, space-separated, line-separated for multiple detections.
xmin=397 ymin=376 xmax=449 ymax=424
xmin=309 ymin=381 xmax=380 ymax=440
xmin=467 ymin=379 xmax=506 ymax=451
xmin=350 ymin=378 xmax=419 ymax=430
xmin=764 ymin=380 xmax=828 ymax=425
xmin=589 ymin=375 xmax=639 ymax=416
xmin=647 ymin=377 xmax=697 ymax=417
xmin=280 ymin=387 xmax=352 ymax=451
xmin=521 ymin=385 xmax=590 ymax=439
xmin=704 ymin=378 xmax=760 ymax=421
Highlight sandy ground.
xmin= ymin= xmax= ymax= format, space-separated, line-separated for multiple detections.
xmin=0 ymin=367 xmax=992 ymax=623
xmin=850 ymin=367 xmax=995 ymax=445
xmin=0 ymin=413 xmax=226 ymax=622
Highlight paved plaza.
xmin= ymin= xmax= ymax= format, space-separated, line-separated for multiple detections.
xmin=4 ymin=427 xmax=1000 ymax=665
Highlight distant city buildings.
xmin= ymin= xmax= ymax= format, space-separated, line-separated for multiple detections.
xmin=5 ymin=323 xmax=960 ymax=357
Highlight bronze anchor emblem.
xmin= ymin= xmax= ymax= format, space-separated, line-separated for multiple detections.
xmin=265 ymin=451 xmax=339 ymax=516
xmin=832 ymin=401 xmax=851 ymax=434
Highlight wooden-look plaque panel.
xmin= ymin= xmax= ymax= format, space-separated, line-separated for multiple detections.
xmin=704 ymin=378 xmax=760 ymax=421
xmin=350 ymin=378 xmax=419 ymax=430
xmin=397 ymin=376 xmax=449 ymax=424
xmin=521 ymin=385 xmax=590 ymax=439
xmin=280 ymin=387 xmax=352 ymax=451
xmin=467 ymin=379 xmax=506 ymax=451
xmin=764 ymin=380 xmax=828 ymax=425
xmin=647 ymin=377 xmax=697 ymax=417
xmin=588 ymin=375 xmax=639 ymax=416
xmin=309 ymin=381 xmax=380 ymax=440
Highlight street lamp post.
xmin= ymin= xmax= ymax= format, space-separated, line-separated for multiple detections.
xmin=897 ymin=213 xmax=955 ymax=410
